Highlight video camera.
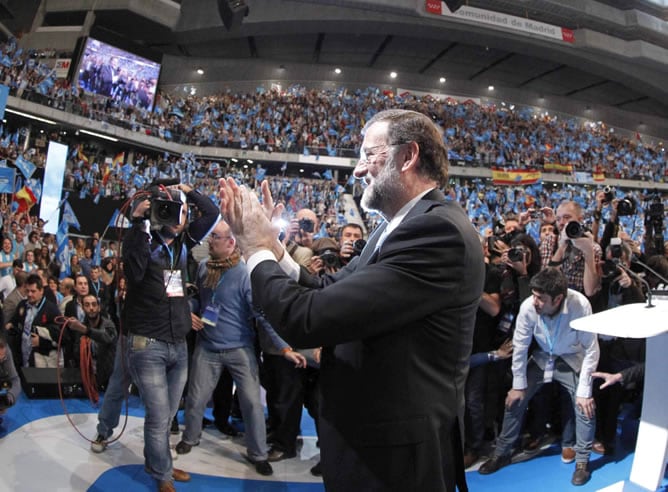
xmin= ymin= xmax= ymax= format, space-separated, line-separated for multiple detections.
xmin=644 ymin=193 xmax=665 ymax=256
xmin=137 ymin=178 xmax=184 ymax=227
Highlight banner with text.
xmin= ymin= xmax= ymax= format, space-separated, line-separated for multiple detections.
xmin=425 ymin=1 xmax=575 ymax=44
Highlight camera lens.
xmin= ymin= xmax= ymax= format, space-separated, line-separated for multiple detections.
xmin=352 ymin=239 xmax=367 ymax=256
xmin=508 ymin=247 xmax=525 ymax=262
xmin=617 ymin=197 xmax=636 ymax=217
xmin=299 ymin=218 xmax=315 ymax=233
xmin=157 ymin=203 xmax=172 ymax=220
xmin=565 ymin=221 xmax=584 ymax=239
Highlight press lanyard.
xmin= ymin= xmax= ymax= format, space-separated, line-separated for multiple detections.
xmin=539 ymin=312 xmax=562 ymax=356
xmin=91 ymin=280 xmax=101 ymax=298
xmin=157 ymin=233 xmax=177 ymax=270
xmin=209 ymin=274 xmax=226 ymax=306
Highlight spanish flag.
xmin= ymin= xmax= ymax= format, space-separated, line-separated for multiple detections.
xmin=492 ymin=169 xmax=542 ymax=186
xmin=15 ymin=185 xmax=37 ymax=213
xmin=112 ymin=151 xmax=125 ymax=168
xmin=544 ymin=162 xmax=574 ymax=173
xmin=77 ymin=144 xmax=89 ymax=167
xmin=102 ymin=164 xmax=112 ymax=186
xmin=592 ymin=165 xmax=606 ymax=182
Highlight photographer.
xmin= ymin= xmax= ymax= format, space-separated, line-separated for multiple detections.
xmin=285 ymin=208 xmax=318 ymax=267
xmin=544 ymin=201 xmax=602 ymax=298
xmin=308 ymin=237 xmax=341 ymax=275
xmin=0 ymin=338 xmax=21 ymax=416
xmin=338 ymin=223 xmax=366 ymax=266
xmin=122 ymin=182 xmax=218 ymax=491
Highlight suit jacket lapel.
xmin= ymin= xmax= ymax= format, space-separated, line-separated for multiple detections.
xmin=358 ymin=221 xmax=387 ymax=265
xmin=358 ymin=190 xmax=447 ymax=266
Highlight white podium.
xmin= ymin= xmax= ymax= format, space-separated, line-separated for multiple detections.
xmin=571 ymin=300 xmax=668 ymax=492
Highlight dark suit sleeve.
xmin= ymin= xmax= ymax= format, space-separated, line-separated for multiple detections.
xmin=251 ymin=212 xmax=483 ymax=348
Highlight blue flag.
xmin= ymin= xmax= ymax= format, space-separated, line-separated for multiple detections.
xmin=62 ymin=200 xmax=81 ymax=230
xmin=14 ymin=155 xmax=36 ymax=179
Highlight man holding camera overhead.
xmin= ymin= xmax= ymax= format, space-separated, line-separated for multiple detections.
xmin=122 ymin=183 xmax=218 ymax=492
xmin=543 ymin=200 xmax=602 ymax=298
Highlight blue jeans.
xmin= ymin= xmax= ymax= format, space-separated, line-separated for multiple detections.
xmin=494 ymin=358 xmax=595 ymax=463
xmin=128 ymin=335 xmax=188 ymax=482
xmin=97 ymin=335 xmax=131 ymax=439
xmin=182 ymin=343 xmax=267 ymax=461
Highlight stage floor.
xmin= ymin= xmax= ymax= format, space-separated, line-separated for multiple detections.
xmin=0 ymin=393 xmax=666 ymax=492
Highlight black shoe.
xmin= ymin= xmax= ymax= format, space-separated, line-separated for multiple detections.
xmin=571 ymin=462 xmax=591 ymax=486
xmin=310 ymin=461 xmax=322 ymax=477
xmin=202 ymin=417 xmax=214 ymax=427
xmin=175 ymin=441 xmax=194 ymax=455
xmin=243 ymin=455 xmax=273 ymax=476
xmin=215 ymin=421 xmax=239 ymax=437
xmin=170 ymin=416 xmax=179 ymax=435
xmin=267 ymin=447 xmax=297 ymax=462
xmin=478 ymin=454 xmax=511 ymax=475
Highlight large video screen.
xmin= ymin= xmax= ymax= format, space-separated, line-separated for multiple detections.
xmin=75 ymin=37 xmax=161 ymax=111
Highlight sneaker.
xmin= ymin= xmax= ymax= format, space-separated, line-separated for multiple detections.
xmin=561 ymin=447 xmax=576 ymax=464
xmin=91 ymin=434 xmax=107 ymax=453
xmin=478 ymin=454 xmax=511 ymax=475
xmin=571 ymin=462 xmax=591 ymax=486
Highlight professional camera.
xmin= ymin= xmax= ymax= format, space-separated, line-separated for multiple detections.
xmin=320 ymin=250 xmax=340 ymax=268
xmin=565 ymin=221 xmax=585 ymax=239
xmin=603 ymin=185 xmax=615 ymax=203
xmin=601 ymin=260 xmax=621 ymax=279
xmin=644 ymin=193 xmax=665 ymax=256
xmin=351 ymin=239 xmax=367 ymax=257
xmin=299 ymin=218 xmax=315 ymax=233
xmin=616 ymin=196 xmax=637 ymax=217
xmin=135 ymin=178 xmax=184 ymax=227
xmin=149 ymin=190 xmax=183 ymax=227
xmin=508 ymin=247 xmax=525 ymax=263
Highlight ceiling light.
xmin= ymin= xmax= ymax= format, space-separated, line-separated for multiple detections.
xmin=247 ymin=159 xmax=253 ymax=164
xmin=299 ymin=168 xmax=304 ymax=173
xmin=79 ymin=129 xmax=119 ymax=142
xmin=334 ymin=68 xmax=341 ymax=74
xmin=439 ymin=77 xmax=446 ymax=83
xmin=488 ymin=85 xmax=494 ymax=91
xmin=390 ymin=71 xmax=397 ymax=79
xmin=5 ymin=108 xmax=56 ymax=125
xmin=196 ymin=68 xmax=204 ymax=75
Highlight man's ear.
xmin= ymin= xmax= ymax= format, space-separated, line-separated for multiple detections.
xmin=400 ymin=141 xmax=420 ymax=173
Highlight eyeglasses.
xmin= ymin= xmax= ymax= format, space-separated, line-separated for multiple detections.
xmin=358 ymin=143 xmax=406 ymax=166
xmin=209 ymin=233 xmax=232 ymax=240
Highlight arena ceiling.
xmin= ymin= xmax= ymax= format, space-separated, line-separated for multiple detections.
xmin=9 ymin=0 xmax=668 ymax=122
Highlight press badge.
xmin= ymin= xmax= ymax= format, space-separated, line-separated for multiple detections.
xmin=163 ymin=270 xmax=184 ymax=297
xmin=543 ymin=356 xmax=555 ymax=383
xmin=201 ymin=304 xmax=220 ymax=327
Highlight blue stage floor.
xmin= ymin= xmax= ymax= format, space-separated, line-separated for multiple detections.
xmin=0 ymin=392 xmax=666 ymax=492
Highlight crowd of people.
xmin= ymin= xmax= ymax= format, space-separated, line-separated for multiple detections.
xmin=0 ymin=36 xmax=667 ymax=492
xmin=2 ymin=38 xmax=668 ymax=182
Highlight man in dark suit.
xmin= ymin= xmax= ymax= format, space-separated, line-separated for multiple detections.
xmin=5 ymin=273 xmax=63 ymax=368
xmin=220 ymin=109 xmax=485 ymax=492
